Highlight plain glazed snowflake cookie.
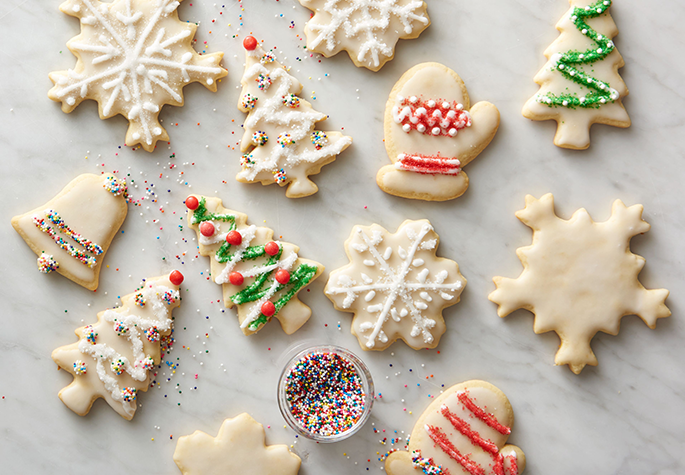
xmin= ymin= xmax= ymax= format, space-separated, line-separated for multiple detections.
xmin=11 ymin=173 xmax=128 ymax=291
xmin=385 ymin=380 xmax=525 ymax=475
xmin=48 ymin=0 xmax=228 ymax=152
xmin=298 ymin=0 xmax=430 ymax=71
xmin=325 ymin=219 xmax=466 ymax=351
xmin=173 ymin=413 xmax=301 ymax=475
xmin=489 ymin=194 xmax=670 ymax=374
xmin=186 ymin=195 xmax=323 ymax=335
xmin=377 ymin=62 xmax=500 ymax=201
xmin=236 ymin=37 xmax=352 ymax=198
xmin=52 ymin=271 xmax=183 ymax=420
xmin=522 ymin=0 xmax=630 ymax=150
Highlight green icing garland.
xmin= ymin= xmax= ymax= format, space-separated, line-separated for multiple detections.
xmin=192 ymin=197 xmax=317 ymax=331
xmin=538 ymin=0 xmax=620 ymax=109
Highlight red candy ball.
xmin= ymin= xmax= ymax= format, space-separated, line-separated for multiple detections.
xmin=169 ymin=270 xmax=184 ymax=286
xmin=185 ymin=196 xmax=199 ymax=210
xmin=243 ymin=36 xmax=258 ymax=51
xmin=275 ymin=269 xmax=290 ymax=284
xmin=265 ymin=241 xmax=279 ymax=256
xmin=261 ymin=301 xmax=276 ymax=317
xmin=199 ymin=221 xmax=215 ymax=237
xmin=226 ymin=231 xmax=242 ymax=246
xmin=229 ymin=272 xmax=244 ymax=286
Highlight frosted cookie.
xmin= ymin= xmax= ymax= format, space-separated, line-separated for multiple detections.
xmin=377 ymin=62 xmax=500 ymax=201
xmin=522 ymin=0 xmax=630 ymax=150
xmin=298 ymin=0 xmax=430 ymax=71
xmin=48 ymin=0 xmax=228 ymax=152
xmin=325 ymin=219 xmax=466 ymax=351
xmin=186 ymin=195 xmax=323 ymax=335
xmin=385 ymin=380 xmax=525 ymax=475
xmin=11 ymin=173 xmax=128 ymax=291
xmin=489 ymin=194 xmax=670 ymax=374
xmin=173 ymin=413 xmax=301 ymax=475
xmin=236 ymin=36 xmax=352 ymax=198
xmin=52 ymin=271 xmax=184 ymax=420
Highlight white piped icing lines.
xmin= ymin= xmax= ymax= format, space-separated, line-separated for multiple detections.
xmin=48 ymin=0 xmax=227 ymax=152
xmin=326 ymin=219 xmax=466 ymax=351
xmin=299 ymin=0 xmax=430 ymax=71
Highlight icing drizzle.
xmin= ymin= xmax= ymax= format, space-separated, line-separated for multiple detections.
xmin=396 ymin=154 xmax=461 ymax=176
xmin=393 ymin=96 xmax=471 ymax=136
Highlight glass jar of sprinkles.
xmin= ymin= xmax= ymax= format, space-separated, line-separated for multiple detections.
xmin=278 ymin=345 xmax=374 ymax=443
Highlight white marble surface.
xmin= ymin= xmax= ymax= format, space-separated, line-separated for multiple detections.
xmin=1 ymin=1 xmax=684 ymax=474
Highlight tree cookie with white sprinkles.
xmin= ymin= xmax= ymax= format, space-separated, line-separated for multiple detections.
xmin=174 ymin=413 xmax=301 ymax=475
xmin=298 ymin=0 xmax=430 ymax=71
xmin=489 ymin=194 xmax=670 ymax=374
xmin=385 ymin=380 xmax=525 ymax=475
xmin=11 ymin=173 xmax=129 ymax=291
xmin=48 ymin=0 xmax=228 ymax=152
xmin=326 ymin=219 xmax=466 ymax=351
xmin=186 ymin=195 xmax=323 ymax=335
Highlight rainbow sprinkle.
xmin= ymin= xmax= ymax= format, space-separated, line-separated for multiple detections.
xmin=284 ymin=351 xmax=366 ymax=437
xmin=73 ymin=360 xmax=87 ymax=375
xmin=241 ymin=93 xmax=258 ymax=110
xmin=37 ymin=252 xmax=59 ymax=273
xmin=272 ymin=168 xmax=287 ymax=184
xmin=121 ymin=387 xmax=137 ymax=402
xmin=140 ymin=356 xmax=155 ymax=371
xmin=256 ymin=73 xmax=272 ymax=90
xmin=412 ymin=451 xmax=446 ymax=475
xmin=311 ymin=131 xmax=328 ymax=150
xmin=260 ymin=52 xmax=276 ymax=64
xmin=252 ymin=130 xmax=268 ymax=146
xmin=135 ymin=292 xmax=146 ymax=307
xmin=103 ymin=175 xmax=128 ymax=197
xmin=113 ymin=322 xmax=128 ymax=336
xmin=162 ymin=290 xmax=178 ymax=305
xmin=145 ymin=326 xmax=160 ymax=343
xmin=45 ymin=209 xmax=104 ymax=255
xmin=282 ymin=93 xmax=300 ymax=108
xmin=276 ymin=133 xmax=295 ymax=147
xmin=241 ymin=153 xmax=256 ymax=168
xmin=111 ymin=358 xmax=125 ymax=375
xmin=83 ymin=325 xmax=98 ymax=344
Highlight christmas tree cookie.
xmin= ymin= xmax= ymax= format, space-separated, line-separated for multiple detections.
xmin=326 ymin=219 xmax=466 ymax=351
xmin=298 ymin=0 xmax=430 ymax=71
xmin=522 ymin=0 xmax=630 ymax=150
xmin=186 ymin=195 xmax=323 ymax=335
xmin=489 ymin=194 xmax=670 ymax=374
xmin=52 ymin=271 xmax=184 ymax=420
xmin=11 ymin=173 xmax=128 ymax=290
xmin=236 ymin=36 xmax=352 ymax=198
xmin=48 ymin=0 xmax=228 ymax=152
xmin=385 ymin=380 xmax=525 ymax=475
xmin=377 ymin=62 xmax=500 ymax=201
xmin=174 ymin=413 xmax=301 ymax=475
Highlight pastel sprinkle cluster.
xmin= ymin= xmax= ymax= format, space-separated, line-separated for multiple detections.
xmin=311 ymin=131 xmax=328 ymax=150
xmin=284 ymin=351 xmax=366 ymax=437
xmin=140 ymin=356 xmax=155 ymax=371
xmin=252 ymin=130 xmax=268 ymax=146
xmin=162 ymin=290 xmax=178 ymax=305
xmin=73 ymin=360 xmax=87 ymax=376
xmin=37 ymin=252 xmax=59 ymax=274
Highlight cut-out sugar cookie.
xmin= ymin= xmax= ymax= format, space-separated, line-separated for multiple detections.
xmin=298 ymin=0 xmax=430 ymax=71
xmin=522 ymin=0 xmax=630 ymax=150
xmin=48 ymin=0 xmax=228 ymax=152
xmin=236 ymin=36 xmax=352 ymax=198
xmin=52 ymin=271 xmax=184 ymax=420
xmin=173 ymin=413 xmax=301 ymax=475
xmin=325 ymin=219 xmax=466 ymax=351
xmin=385 ymin=380 xmax=525 ymax=475
xmin=378 ymin=62 xmax=500 ymax=201
xmin=11 ymin=173 xmax=128 ymax=291
xmin=489 ymin=194 xmax=670 ymax=374
xmin=186 ymin=195 xmax=323 ymax=335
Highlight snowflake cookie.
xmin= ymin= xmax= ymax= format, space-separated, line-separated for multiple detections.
xmin=489 ymin=194 xmax=670 ymax=374
xmin=173 ymin=413 xmax=301 ymax=475
xmin=237 ymin=36 xmax=352 ymax=198
xmin=11 ymin=173 xmax=128 ymax=290
xmin=52 ymin=271 xmax=184 ymax=420
xmin=48 ymin=0 xmax=228 ymax=152
xmin=378 ymin=62 xmax=500 ymax=201
xmin=298 ymin=0 xmax=430 ymax=71
xmin=186 ymin=195 xmax=323 ymax=335
xmin=325 ymin=219 xmax=466 ymax=351
xmin=385 ymin=380 xmax=526 ymax=475
xmin=522 ymin=0 xmax=630 ymax=150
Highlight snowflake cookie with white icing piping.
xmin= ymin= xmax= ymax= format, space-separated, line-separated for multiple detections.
xmin=378 ymin=62 xmax=500 ymax=201
xmin=489 ymin=194 xmax=670 ymax=374
xmin=174 ymin=413 xmax=301 ymax=475
xmin=236 ymin=36 xmax=352 ymax=198
xmin=325 ymin=219 xmax=466 ymax=351
xmin=48 ymin=0 xmax=228 ymax=152
xmin=186 ymin=195 xmax=323 ymax=335
xmin=385 ymin=380 xmax=526 ymax=475
xmin=52 ymin=271 xmax=184 ymax=420
xmin=298 ymin=0 xmax=430 ymax=71
xmin=11 ymin=173 xmax=129 ymax=290
xmin=522 ymin=0 xmax=630 ymax=150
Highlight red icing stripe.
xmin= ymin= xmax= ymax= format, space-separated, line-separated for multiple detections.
xmin=397 ymin=154 xmax=461 ymax=175
xmin=457 ymin=392 xmax=512 ymax=435
xmin=440 ymin=405 xmax=499 ymax=455
xmin=425 ymin=425 xmax=485 ymax=475
xmin=394 ymin=97 xmax=471 ymax=137
xmin=506 ymin=454 xmax=518 ymax=475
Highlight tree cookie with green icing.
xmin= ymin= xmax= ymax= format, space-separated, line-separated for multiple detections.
xmin=522 ymin=0 xmax=630 ymax=150
xmin=185 ymin=195 xmax=323 ymax=335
